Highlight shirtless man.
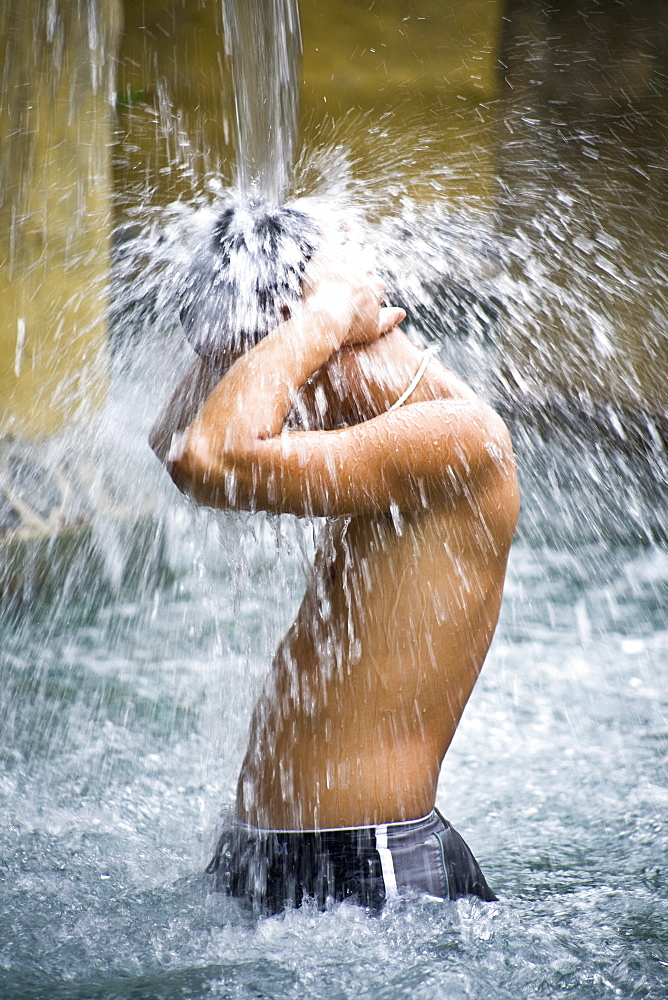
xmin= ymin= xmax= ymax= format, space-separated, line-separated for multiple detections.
xmin=150 ymin=207 xmax=519 ymax=914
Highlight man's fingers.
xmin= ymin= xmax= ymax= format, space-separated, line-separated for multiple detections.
xmin=378 ymin=306 xmax=406 ymax=335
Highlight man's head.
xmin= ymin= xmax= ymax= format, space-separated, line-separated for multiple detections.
xmin=179 ymin=203 xmax=321 ymax=365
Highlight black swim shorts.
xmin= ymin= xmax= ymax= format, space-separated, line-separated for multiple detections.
xmin=206 ymin=809 xmax=496 ymax=915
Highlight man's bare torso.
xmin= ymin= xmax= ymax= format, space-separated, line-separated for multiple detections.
xmin=236 ymin=331 xmax=519 ymax=830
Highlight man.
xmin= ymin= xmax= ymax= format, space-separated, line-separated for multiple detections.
xmin=150 ymin=205 xmax=519 ymax=914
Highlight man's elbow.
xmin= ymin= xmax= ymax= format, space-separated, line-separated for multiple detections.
xmin=167 ymin=433 xmax=240 ymax=509
xmin=163 ymin=453 xmax=191 ymax=497
xmin=148 ymin=422 xmax=172 ymax=466
xmin=166 ymin=432 xmax=206 ymax=499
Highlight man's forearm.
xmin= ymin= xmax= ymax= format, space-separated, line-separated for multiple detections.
xmin=165 ymin=264 xmax=408 ymax=513
xmin=191 ymin=304 xmax=340 ymax=456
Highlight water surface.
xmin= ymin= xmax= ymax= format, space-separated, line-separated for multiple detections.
xmin=1 ymin=406 xmax=665 ymax=998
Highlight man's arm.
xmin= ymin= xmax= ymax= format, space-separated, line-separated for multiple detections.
xmin=164 ymin=283 xmax=513 ymax=518
xmin=149 ymin=355 xmax=222 ymax=465
xmin=291 ymin=326 xmax=477 ymax=432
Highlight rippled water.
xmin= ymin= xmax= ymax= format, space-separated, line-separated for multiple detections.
xmin=1 ymin=387 xmax=665 ymax=998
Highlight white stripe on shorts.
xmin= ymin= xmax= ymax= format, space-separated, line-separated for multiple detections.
xmin=375 ymin=824 xmax=398 ymax=899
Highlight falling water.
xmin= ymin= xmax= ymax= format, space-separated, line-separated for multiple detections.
xmin=223 ymin=0 xmax=302 ymax=203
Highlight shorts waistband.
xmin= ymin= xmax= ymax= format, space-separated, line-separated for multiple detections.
xmin=230 ymin=809 xmax=440 ymax=838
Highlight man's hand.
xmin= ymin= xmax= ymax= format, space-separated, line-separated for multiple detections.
xmin=302 ymin=231 xmax=405 ymax=349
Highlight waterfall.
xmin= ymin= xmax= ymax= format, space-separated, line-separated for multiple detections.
xmin=223 ymin=0 xmax=302 ymax=204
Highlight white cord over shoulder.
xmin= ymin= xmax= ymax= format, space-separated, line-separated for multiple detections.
xmin=389 ymin=346 xmax=438 ymax=411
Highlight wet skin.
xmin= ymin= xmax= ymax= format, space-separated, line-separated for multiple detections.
xmin=150 ymin=252 xmax=519 ymax=830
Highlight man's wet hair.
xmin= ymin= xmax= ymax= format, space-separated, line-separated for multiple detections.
xmin=179 ymin=204 xmax=320 ymax=363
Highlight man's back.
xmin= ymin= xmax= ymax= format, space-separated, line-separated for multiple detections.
xmin=236 ymin=330 xmax=519 ymax=830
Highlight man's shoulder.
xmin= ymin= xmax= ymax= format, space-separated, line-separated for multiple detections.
xmin=403 ymin=392 xmax=519 ymax=533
